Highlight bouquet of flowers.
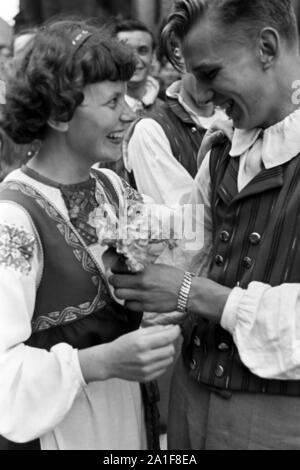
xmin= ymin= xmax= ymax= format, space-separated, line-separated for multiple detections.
xmin=93 ymin=197 xmax=190 ymax=325
xmin=95 ymin=197 xmax=178 ymax=273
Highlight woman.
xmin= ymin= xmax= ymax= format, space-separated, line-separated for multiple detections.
xmin=0 ymin=19 xmax=180 ymax=450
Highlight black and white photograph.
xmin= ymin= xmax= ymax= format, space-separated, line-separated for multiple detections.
xmin=0 ymin=0 xmax=300 ymax=453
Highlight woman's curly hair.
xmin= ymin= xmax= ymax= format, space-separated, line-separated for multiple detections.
xmin=0 ymin=19 xmax=136 ymax=144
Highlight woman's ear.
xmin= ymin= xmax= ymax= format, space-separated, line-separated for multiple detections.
xmin=47 ymin=119 xmax=69 ymax=132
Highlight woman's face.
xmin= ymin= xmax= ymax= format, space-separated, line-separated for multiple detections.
xmin=67 ymin=81 xmax=135 ymax=164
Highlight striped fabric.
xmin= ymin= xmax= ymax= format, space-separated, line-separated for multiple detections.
xmin=184 ymin=142 xmax=300 ymax=395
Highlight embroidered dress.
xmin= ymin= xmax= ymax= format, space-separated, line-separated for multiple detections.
xmin=0 ymin=167 xmax=150 ymax=450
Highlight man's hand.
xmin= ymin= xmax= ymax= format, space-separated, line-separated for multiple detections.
xmin=109 ymin=264 xmax=185 ymax=313
xmin=197 ymin=119 xmax=234 ymax=168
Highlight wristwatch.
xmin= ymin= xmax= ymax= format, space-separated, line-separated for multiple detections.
xmin=176 ymin=272 xmax=195 ymax=314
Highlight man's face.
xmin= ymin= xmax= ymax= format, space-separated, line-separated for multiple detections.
xmin=182 ymin=17 xmax=275 ymax=129
xmin=117 ymin=30 xmax=153 ymax=85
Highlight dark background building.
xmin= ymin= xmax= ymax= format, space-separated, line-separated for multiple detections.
xmin=15 ymin=0 xmax=168 ymax=33
xmin=13 ymin=0 xmax=300 ymax=37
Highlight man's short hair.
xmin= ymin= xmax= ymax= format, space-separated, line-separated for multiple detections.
xmin=162 ymin=0 xmax=299 ymax=69
xmin=115 ymin=19 xmax=156 ymax=50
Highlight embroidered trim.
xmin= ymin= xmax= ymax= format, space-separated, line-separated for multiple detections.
xmin=2 ymin=181 xmax=112 ymax=332
xmin=121 ymin=178 xmax=144 ymax=203
xmin=32 ymin=277 xmax=108 ymax=332
xmin=0 ymin=223 xmax=35 ymax=275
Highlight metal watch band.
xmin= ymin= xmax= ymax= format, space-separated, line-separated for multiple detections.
xmin=176 ymin=272 xmax=195 ymax=314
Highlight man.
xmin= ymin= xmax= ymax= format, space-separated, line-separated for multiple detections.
xmin=110 ymin=0 xmax=300 ymax=450
xmin=115 ymin=19 xmax=163 ymax=115
xmin=125 ymin=70 xmax=226 ymax=204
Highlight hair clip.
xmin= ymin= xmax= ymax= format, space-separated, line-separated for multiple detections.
xmin=71 ymin=29 xmax=92 ymax=51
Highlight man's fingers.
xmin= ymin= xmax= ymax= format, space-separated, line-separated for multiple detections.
xmin=109 ymin=273 xmax=141 ymax=288
xmin=125 ymin=301 xmax=144 ymax=312
xmin=115 ymin=289 xmax=141 ymax=301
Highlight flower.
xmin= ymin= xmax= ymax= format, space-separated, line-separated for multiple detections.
xmin=95 ymin=199 xmax=178 ymax=272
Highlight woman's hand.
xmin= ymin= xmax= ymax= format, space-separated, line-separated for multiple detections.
xmin=197 ymin=119 xmax=234 ymax=169
xmin=78 ymin=324 xmax=181 ymax=383
xmin=109 ymin=264 xmax=185 ymax=313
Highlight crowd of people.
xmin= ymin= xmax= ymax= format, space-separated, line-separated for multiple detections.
xmin=0 ymin=0 xmax=300 ymax=451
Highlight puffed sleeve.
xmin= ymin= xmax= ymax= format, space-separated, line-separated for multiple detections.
xmin=0 ymin=202 xmax=85 ymax=443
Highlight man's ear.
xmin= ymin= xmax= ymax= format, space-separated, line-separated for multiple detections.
xmin=258 ymin=27 xmax=280 ymax=69
xmin=47 ymin=119 xmax=69 ymax=132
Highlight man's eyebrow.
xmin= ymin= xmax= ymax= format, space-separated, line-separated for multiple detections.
xmin=193 ymin=62 xmax=222 ymax=73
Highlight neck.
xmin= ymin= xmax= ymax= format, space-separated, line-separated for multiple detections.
xmin=127 ymin=79 xmax=148 ymax=101
xmin=27 ymin=134 xmax=91 ymax=185
xmin=180 ymin=82 xmax=214 ymax=117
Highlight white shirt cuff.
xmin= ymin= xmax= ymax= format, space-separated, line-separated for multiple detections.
xmin=221 ymin=286 xmax=244 ymax=333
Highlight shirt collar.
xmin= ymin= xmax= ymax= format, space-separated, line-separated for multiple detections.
xmin=230 ymin=108 xmax=300 ymax=168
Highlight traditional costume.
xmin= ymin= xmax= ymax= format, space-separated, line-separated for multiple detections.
xmin=0 ymin=166 xmax=159 ymax=450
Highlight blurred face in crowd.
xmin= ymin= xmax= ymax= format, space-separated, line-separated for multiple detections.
xmin=182 ymin=16 xmax=280 ymax=129
xmin=117 ymin=30 xmax=154 ymax=85
xmin=66 ymin=81 xmax=135 ymax=165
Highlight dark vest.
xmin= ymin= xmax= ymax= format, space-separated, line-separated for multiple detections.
xmin=183 ymin=141 xmax=300 ymax=396
xmin=146 ymin=96 xmax=206 ymax=179
xmin=0 ymin=173 xmax=158 ymax=449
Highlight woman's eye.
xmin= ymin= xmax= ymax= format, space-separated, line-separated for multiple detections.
xmin=109 ymin=98 xmax=118 ymax=108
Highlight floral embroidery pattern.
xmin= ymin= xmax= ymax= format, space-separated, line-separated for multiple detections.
xmin=0 ymin=223 xmax=35 ymax=275
xmin=60 ymin=178 xmax=99 ymax=246
xmin=121 ymin=178 xmax=144 ymax=203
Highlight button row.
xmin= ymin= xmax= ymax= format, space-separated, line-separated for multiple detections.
xmin=193 ymin=337 xmax=230 ymax=353
xmin=190 ymin=360 xmax=226 ymax=379
xmin=215 ymin=255 xmax=254 ymax=269
xmin=219 ymin=231 xmax=262 ymax=245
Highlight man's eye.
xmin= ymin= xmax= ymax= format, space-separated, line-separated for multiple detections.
xmin=204 ymin=69 xmax=219 ymax=81
xmin=138 ymin=47 xmax=150 ymax=55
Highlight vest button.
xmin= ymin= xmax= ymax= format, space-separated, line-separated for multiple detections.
xmin=242 ymin=257 xmax=253 ymax=269
xmin=215 ymin=364 xmax=225 ymax=378
xmin=218 ymin=342 xmax=230 ymax=352
xmin=193 ymin=336 xmax=201 ymax=347
xmin=190 ymin=359 xmax=197 ymax=371
xmin=220 ymin=230 xmax=230 ymax=243
xmin=191 ymin=127 xmax=197 ymax=133
xmin=215 ymin=255 xmax=225 ymax=266
xmin=249 ymin=232 xmax=261 ymax=245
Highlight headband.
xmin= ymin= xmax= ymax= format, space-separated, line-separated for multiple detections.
xmin=71 ymin=29 xmax=93 ymax=53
